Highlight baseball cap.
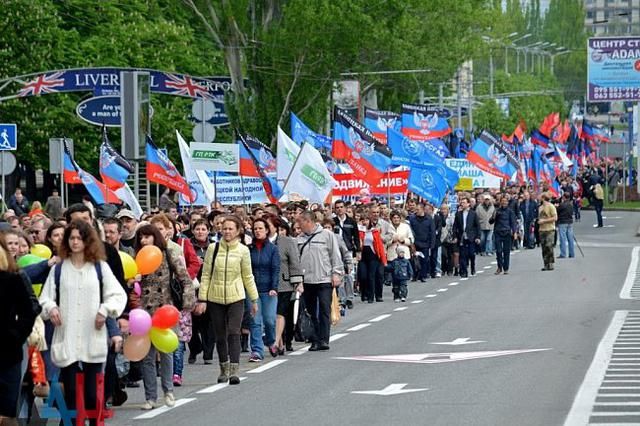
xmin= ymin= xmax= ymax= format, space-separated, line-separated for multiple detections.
xmin=116 ymin=209 xmax=136 ymax=220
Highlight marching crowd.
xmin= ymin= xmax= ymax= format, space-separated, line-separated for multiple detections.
xmin=0 ymin=161 xmax=609 ymax=424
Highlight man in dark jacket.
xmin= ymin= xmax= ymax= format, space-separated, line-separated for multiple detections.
xmin=428 ymin=204 xmax=443 ymax=278
xmin=490 ymin=196 xmax=517 ymax=274
xmin=519 ymin=191 xmax=538 ymax=249
xmin=453 ymin=197 xmax=480 ymax=278
xmin=8 ymin=187 xmax=29 ymax=216
xmin=409 ymin=202 xmax=435 ymax=282
xmin=333 ymin=199 xmax=360 ymax=256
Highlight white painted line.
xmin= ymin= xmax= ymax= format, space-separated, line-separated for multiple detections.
xmin=476 ymin=270 xmax=485 ymax=274
xmin=490 ymin=261 xmax=497 ymax=265
xmin=514 ymin=250 xmax=521 ymax=253
xmin=483 ymin=266 xmax=492 ymax=269
xmin=593 ymin=402 xmax=640 ymax=406
xmin=289 ymin=345 xmax=311 ymax=356
xmin=134 ymin=398 xmax=196 ymax=419
xmin=622 ymin=248 xmax=640 ymax=298
xmin=248 ymin=359 xmax=288 ymax=374
xmin=425 ymin=294 xmax=437 ymax=298
xmin=369 ymin=314 xmax=391 ymax=323
xmin=348 ymin=323 xmax=372 ymax=331
xmin=394 ymin=307 xmax=409 ymax=311
xmin=590 ymin=411 xmax=640 ymax=415
xmin=196 ymin=377 xmax=247 ymax=394
xmin=411 ymin=300 xmax=423 ymax=304
xmin=437 ymin=288 xmax=448 ymax=292
xmin=610 ymin=358 xmax=640 ymax=361
xmin=596 ymin=393 xmax=640 ymax=396
xmin=329 ymin=333 xmax=349 ymax=343
xmin=460 ymin=278 xmax=469 ymax=281
xmin=449 ymin=282 xmax=459 ymax=286
xmin=564 ymin=311 xmax=627 ymax=426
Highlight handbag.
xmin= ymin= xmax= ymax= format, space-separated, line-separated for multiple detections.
xmin=294 ymin=297 xmax=316 ymax=342
xmin=166 ymin=251 xmax=184 ymax=310
xmin=330 ymin=289 xmax=341 ymax=326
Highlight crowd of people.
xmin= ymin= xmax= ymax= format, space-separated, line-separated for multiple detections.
xmin=0 ymin=162 xmax=609 ymax=424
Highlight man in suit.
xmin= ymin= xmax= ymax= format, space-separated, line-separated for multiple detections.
xmin=519 ymin=191 xmax=538 ymax=249
xmin=453 ymin=197 xmax=481 ymax=278
xmin=333 ymin=199 xmax=360 ymax=256
xmin=410 ymin=202 xmax=435 ymax=282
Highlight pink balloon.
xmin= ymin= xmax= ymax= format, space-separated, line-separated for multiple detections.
xmin=128 ymin=309 xmax=152 ymax=336
xmin=123 ymin=335 xmax=151 ymax=362
xmin=134 ymin=282 xmax=141 ymax=296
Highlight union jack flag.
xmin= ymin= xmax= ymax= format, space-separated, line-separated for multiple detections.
xmin=164 ymin=73 xmax=211 ymax=98
xmin=18 ymin=72 xmax=65 ymax=97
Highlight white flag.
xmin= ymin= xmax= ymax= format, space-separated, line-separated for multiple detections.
xmin=277 ymin=126 xmax=300 ymax=183
xmin=176 ymin=130 xmax=216 ymax=206
xmin=282 ymin=142 xmax=335 ymax=203
xmin=114 ymin=183 xmax=143 ymax=219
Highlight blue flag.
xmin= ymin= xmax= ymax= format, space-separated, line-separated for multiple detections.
xmin=407 ymin=165 xmax=448 ymax=207
xmin=290 ymin=112 xmax=332 ymax=150
xmin=387 ymin=128 xmax=458 ymax=189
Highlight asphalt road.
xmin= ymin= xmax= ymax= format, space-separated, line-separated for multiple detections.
xmin=91 ymin=210 xmax=640 ymax=425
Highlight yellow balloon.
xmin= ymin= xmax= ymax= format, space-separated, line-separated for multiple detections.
xmin=31 ymin=244 xmax=52 ymax=260
xmin=119 ymin=251 xmax=138 ymax=280
xmin=32 ymin=284 xmax=43 ymax=297
xmin=149 ymin=327 xmax=179 ymax=354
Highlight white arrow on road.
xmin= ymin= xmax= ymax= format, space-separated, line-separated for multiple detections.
xmin=430 ymin=338 xmax=485 ymax=346
xmin=352 ymin=383 xmax=428 ymax=396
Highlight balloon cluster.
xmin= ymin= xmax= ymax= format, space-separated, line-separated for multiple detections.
xmin=121 ymin=245 xmax=177 ymax=361
xmin=123 ymin=306 xmax=180 ymax=361
xmin=18 ymin=244 xmax=53 ymax=296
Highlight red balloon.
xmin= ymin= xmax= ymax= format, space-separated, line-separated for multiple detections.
xmin=152 ymin=305 xmax=180 ymax=329
xmin=136 ymin=245 xmax=163 ymax=275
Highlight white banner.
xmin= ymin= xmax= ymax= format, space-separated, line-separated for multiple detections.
xmin=190 ymin=142 xmax=239 ymax=172
xmin=179 ymin=174 xmax=268 ymax=206
xmin=444 ymin=159 xmax=501 ymax=188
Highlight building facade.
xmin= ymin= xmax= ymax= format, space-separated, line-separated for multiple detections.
xmin=584 ymin=0 xmax=640 ymax=35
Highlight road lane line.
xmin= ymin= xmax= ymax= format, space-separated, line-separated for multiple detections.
xmin=411 ymin=300 xmax=423 ymax=304
xmin=460 ymin=278 xmax=469 ymax=281
xmin=330 ymin=333 xmax=349 ymax=342
xmin=476 ymin=270 xmax=485 ymax=274
xmin=394 ymin=307 xmax=409 ymax=311
xmin=348 ymin=323 xmax=372 ymax=331
xmin=425 ymin=294 xmax=437 ymax=298
xmin=369 ymin=314 xmax=391 ymax=323
xmin=289 ymin=345 xmax=311 ymax=356
xmin=620 ymin=247 xmax=640 ymax=300
xmin=564 ymin=311 xmax=626 ymax=426
xmin=483 ymin=266 xmax=492 ymax=269
xmin=197 ymin=377 xmax=248 ymax=394
xmin=490 ymin=261 xmax=497 ymax=265
xmin=449 ymin=282 xmax=459 ymax=286
xmin=248 ymin=359 xmax=288 ymax=373
xmin=134 ymin=398 xmax=196 ymax=419
xmin=437 ymin=288 xmax=448 ymax=292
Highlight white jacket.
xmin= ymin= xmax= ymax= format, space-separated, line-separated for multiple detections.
xmin=387 ymin=222 xmax=414 ymax=262
xmin=39 ymin=260 xmax=127 ymax=368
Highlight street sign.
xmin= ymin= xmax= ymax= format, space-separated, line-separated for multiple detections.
xmin=0 ymin=124 xmax=17 ymax=150
xmin=192 ymin=123 xmax=216 ymax=143
xmin=76 ymin=96 xmax=121 ymax=127
xmin=0 ymin=152 xmax=17 ymax=176
xmin=49 ymin=138 xmax=73 ymax=174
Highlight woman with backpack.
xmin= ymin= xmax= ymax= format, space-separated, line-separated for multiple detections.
xmin=194 ymin=215 xmax=259 ymax=385
xmin=133 ymin=224 xmax=195 ymax=410
xmin=39 ymin=220 xmax=126 ymax=421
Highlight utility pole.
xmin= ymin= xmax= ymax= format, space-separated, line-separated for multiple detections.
xmin=516 ymin=49 xmax=520 ymax=73
xmin=505 ymin=45 xmax=509 ymax=74
xmin=489 ymin=51 xmax=494 ymax=97
xmin=438 ymin=83 xmax=444 ymax=109
xmin=468 ymin=78 xmax=473 ymax=134
xmin=456 ymin=72 xmax=462 ymax=129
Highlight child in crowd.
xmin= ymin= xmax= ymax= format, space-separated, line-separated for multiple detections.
xmin=388 ymin=246 xmax=413 ymax=302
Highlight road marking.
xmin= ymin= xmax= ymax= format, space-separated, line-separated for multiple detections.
xmin=620 ymin=247 xmax=640 ymax=300
xmin=476 ymin=270 xmax=485 ymax=274
xmin=411 ymin=300 xmax=423 ymax=304
xmin=352 ymin=383 xmax=429 ymax=396
xmin=394 ymin=307 xmax=409 ymax=311
xmin=449 ymin=282 xmax=459 ymax=286
xmin=425 ymin=294 xmax=437 ymax=298
xmin=602 ymin=216 xmax=622 ymax=219
xmin=564 ymin=311 xmax=627 ymax=426
xmin=369 ymin=314 xmax=391 ymax=323
xmin=483 ymin=266 xmax=492 ymax=269
xmin=437 ymin=288 xmax=448 ymax=292
xmin=289 ymin=345 xmax=311 ymax=356
xmin=429 ymin=338 xmax=485 ymax=346
xmin=197 ymin=377 xmax=248 ymax=394
xmin=330 ymin=333 xmax=349 ymax=342
xmin=348 ymin=323 xmax=372 ymax=331
xmin=490 ymin=261 xmax=497 ymax=265
xmin=460 ymin=278 xmax=469 ymax=281
xmin=593 ymin=224 xmax=615 ymax=228
xmin=134 ymin=398 xmax=196 ymax=419
xmin=336 ymin=348 xmax=550 ymax=365
xmin=248 ymin=359 xmax=288 ymax=374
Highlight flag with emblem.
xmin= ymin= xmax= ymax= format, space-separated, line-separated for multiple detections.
xmin=282 ymin=142 xmax=335 ymax=203
xmin=276 ymin=126 xmax=300 ymax=182
xmin=64 ymin=139 xmax=121 ymax=205
xmin=177 ymin=130 xmax=215 ymax=205
xmin=290 ymin=112 xmax=332 ymax=150
xmin=467 ymin=130 xmax=519 ymax=180
xmin=401 ymin=104 xmax=452 ymax=141
xmin=332 ymin=107 xmax=392 ymax=186
xmin=364 ymin=107 xmax=400 ymax=144
xmin=238 ymin=133 xmax=283 ymax=203
xmin=146 ymin=135 xmax=192 ymax=201
xmin=407 ymin=165 xmax=449 ymax=207
xmin=99 ymin=125 xmax=134 ymax=190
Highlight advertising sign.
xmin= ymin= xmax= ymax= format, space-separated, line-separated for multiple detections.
xmin=179 ymin=174 xmax=267 ymax=206
xmin=444 ymin=159 xmax=501 ymax=188
xmin=588 ymin=37 xmax=640 ymax=102
xmin=190 ymin=142 xmax=239 ymax=172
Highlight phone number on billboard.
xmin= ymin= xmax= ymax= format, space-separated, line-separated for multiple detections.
xmin=591 ymin=86 xmax=640 ymax=100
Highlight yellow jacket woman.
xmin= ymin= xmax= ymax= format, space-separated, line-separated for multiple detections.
xmin=199 ymin=238 xmax=258 ymax=305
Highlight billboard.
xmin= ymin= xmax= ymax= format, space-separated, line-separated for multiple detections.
xmin=588 ymin=36 xmax=640 ymax=102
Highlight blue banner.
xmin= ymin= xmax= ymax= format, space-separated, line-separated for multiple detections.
xmin=290 ymin=112 xmax=332 ymax=150
xmin=407 ymin=165 xmax=448 ymax=207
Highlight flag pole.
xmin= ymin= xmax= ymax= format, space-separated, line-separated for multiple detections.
xmin=387 ymin=167 xmax=391 ymax=209
xmin=240 ymin=174 xmax=247 ymax=215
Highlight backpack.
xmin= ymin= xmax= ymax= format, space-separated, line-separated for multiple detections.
xmin=55 ymin=261 xmax=103 ymax=306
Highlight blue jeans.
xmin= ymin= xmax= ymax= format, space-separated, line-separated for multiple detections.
xmin=480 ymin=230 xmax=494 ymax=254
xmin=248 ymin=292 xmax=278 ymax=358
xmin=173 ymin=341 xmax=186 ymax=377
xmin=557 ymin=224 xmax=575 ymax=258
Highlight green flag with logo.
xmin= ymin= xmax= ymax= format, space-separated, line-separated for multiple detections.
xmin=282 ymin=141 xmax=335 ymax=203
